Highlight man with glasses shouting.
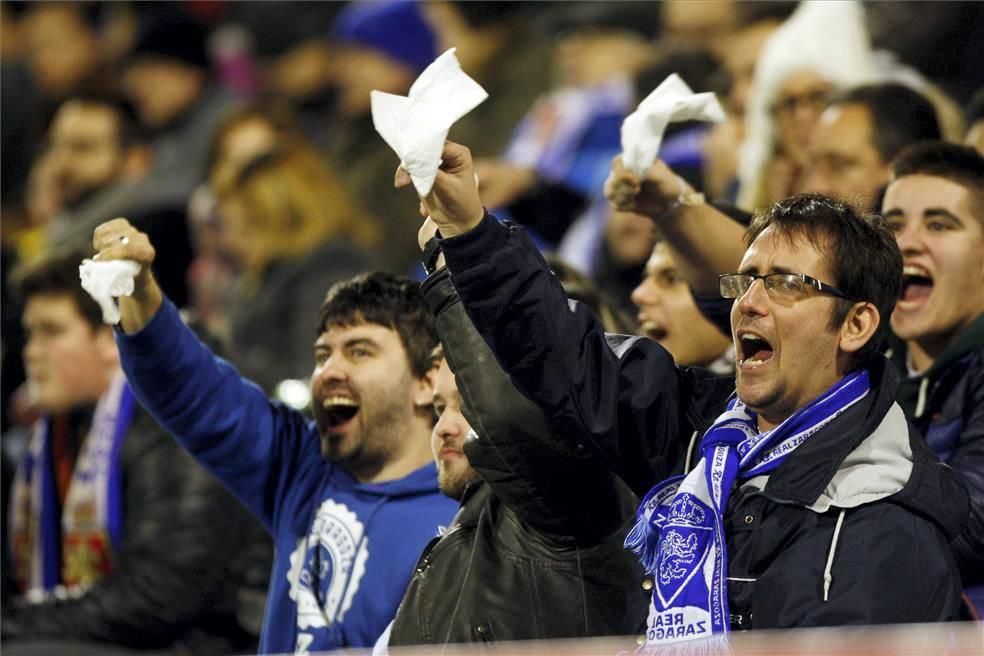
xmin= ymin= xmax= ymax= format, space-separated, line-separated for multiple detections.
xmin=397 ymin=142 xmax=967 ymax=648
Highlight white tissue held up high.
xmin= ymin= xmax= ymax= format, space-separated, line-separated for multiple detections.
xmin=79 ymin=259 xmax=142 ymax=325
xmin=370 ymin=48 xmax=488 ymax=197
xmin=621 ymin=73 xmax=726 ymax=178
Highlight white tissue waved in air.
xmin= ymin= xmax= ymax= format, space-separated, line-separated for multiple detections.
xmin=621 ymin=73 xmax=726 ymax=178
xmin=371 ymin=48 xmax=488 ymax=196
xmin=79 ymin=259 xmax=142 ymax=324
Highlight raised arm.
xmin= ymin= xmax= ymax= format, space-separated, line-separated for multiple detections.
xmin=604 ymin=156 xmax=746 ymax=294
xmin=399 ymin=143 xmax=730 ymax=495
xmin=92 ymin=219 xmax=320 ymax=531
xmin=422 ymin=267 xmax=633 ymax=541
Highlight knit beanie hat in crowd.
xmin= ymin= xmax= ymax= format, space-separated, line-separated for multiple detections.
xmin=131 ymin=11 xmax=211 ymax=70
xmin=331 ymin=0 xmax=437 ymax=75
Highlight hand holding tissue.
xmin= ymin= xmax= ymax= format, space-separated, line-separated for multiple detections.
xmin=371 ymin=48 xmax=488 ymax=197
xmin=621 ymin=74 xmax=725 ymax=178
xmin=79 ymin=259 xmax=142 ymax=324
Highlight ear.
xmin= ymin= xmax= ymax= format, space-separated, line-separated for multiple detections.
xmin=839 ymin=302 xmax=880 ymax=354
xmin=411 ymin=362 xmax=439 ymax=409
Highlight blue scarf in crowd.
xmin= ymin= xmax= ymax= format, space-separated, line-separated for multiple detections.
xmin=625 ymin=370 xmax=870 ymax=647
xmin=9 ymin=374 xmax=135 ymax=593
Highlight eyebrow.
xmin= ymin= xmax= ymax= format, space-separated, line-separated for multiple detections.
xmin=923 ymin=208 xmax=964 ymax=225
xmin=313 ymin=337 xmax=379 ymax=350
xmin=736 ymin=264 xmax=794 ymax=275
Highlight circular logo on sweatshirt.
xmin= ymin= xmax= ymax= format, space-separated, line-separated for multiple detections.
xmin=287 ymin=499 xmax=370 ymax=631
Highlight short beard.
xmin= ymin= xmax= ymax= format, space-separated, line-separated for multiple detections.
xmin=319 ymin=398 xmax=404 ymax=480
xmin=437 ymin=464 xmax=480 ymax=501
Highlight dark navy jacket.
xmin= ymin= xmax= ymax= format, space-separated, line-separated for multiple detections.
xmin=440 ymin=214 xmax=968 ymax=630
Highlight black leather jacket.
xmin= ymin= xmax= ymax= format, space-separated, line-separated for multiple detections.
xmin=2 ymin=405 xmax=268 ymax=654
xmin=388 ymin=269 xmax=648 ymax=646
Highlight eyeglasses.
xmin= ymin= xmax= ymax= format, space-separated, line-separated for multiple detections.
xmin=770 ymin=89 xmax=830 ymax=117
xmin=719 ymin=272 xmax=852 ymax=301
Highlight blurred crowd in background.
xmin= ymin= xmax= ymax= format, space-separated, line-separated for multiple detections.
xmin=1 ymin=1 xmax=983 ymax=653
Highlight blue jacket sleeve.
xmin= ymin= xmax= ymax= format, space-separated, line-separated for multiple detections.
xmin=440 ymin=215 xmax=733 ymax=496
xmin=116 ymin=300 xmax=322 ymax=532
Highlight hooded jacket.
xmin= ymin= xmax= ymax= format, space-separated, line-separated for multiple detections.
xmin=441 ymin=214 xmax=968 ymax=630
xmin=386 ymin=269 xmax=647 ymax=646
xmin=116 ymin=300 xmax=457 ymax=654
xmin=890 ymin=312 xmax=984 ymax=610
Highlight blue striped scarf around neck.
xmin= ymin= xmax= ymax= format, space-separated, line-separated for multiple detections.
xmin=625 ymin=370 xmax=870 ymax=647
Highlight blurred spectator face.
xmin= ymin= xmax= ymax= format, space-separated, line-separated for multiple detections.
xmin=555 ymin=29 xmax=653 ymax=88
xmin=44 ymin=100 xmax=127 ymax=208
xmin=605 ymin=210 xmax=656 ymax=268
xmin=212 ymin=116 xmax=279 ymax=179
xmin=266 ymin=39 xmax=336 ymax=103
xmin=967 ymin=118 xmax=984 ymax=156
xmin=22 ymin=294 xmax=117 ymax=414
xmin=771 ymin=71 xmax=832 ymax=166
xmin=661 ymin=0 xmax=736 ymax=49
xmin=883 ymin=175 xmax=984 ymax=348
xmin=123 ymin=58 xmax=205 ymax=128
xmin=720 ymin=20 xmax=779 ymax=122
xmin=431 ymin=359 xmax=480 ymax=500
xmin=310 ymin=321 xmax=433 ymax=469
xmin=334 ymin=45 xmax=415 ymax=118
xmin=632 ymin=242 xmax=732 ymax=366
xmin=217 ymin=196 xmax=265 ymax=270
xmin=21 ymin=5 xmax=100 ymax=99
xmin=800 ymin=103 xmax=887 ymax=209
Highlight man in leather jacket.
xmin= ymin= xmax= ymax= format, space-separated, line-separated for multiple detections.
xmin=382 ymin=264 xmax=648 ymax=646
xmin=2 ymin=250 xmax=260 ymax=654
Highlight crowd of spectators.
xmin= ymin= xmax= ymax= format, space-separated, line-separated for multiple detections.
xmin=1 ymin=1 xmax=982 ymax=654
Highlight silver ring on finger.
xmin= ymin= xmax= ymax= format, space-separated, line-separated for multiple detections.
xmin=120 ymin=235 xmax=130 ymax=246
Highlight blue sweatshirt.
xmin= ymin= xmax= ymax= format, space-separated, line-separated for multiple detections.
xmin=116 ymin=301 xmax=457 ymax=653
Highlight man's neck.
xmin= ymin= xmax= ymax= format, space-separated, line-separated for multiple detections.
xmin=353 ymin=416 xmax=435 ymax=484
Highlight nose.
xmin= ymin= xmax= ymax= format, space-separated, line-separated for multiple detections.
xmin=434 ymin=410 xmax=463 ymax=443
xmin=313 ymin=353 xmax=349 ymax=385
xmin=631 ymin=278 xmax=658 ymax=311
xmin=736 ymin=277 xmax=770 ymax=317
xmin=894 ymin=221 xmax=925 ymax=256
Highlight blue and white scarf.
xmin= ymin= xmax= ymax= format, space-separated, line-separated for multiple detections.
xmin=626 ymin=370 xmax=870 ymax=647
xmin=9 ymin=374 xmax=135 ymax=593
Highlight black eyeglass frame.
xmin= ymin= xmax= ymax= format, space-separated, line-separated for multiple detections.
xmin=718 ymin=272 xmax=853 ymax=301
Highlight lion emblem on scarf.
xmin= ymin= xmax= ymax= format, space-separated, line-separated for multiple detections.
xmin=658 ymin=529 xmax=699 ymax=584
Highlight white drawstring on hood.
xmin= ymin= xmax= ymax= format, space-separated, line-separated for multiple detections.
xmin=823 ymin=509 xmax=847 ymax=602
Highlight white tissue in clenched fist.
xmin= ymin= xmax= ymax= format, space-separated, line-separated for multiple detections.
xmin=79 ymin=259 xmax=141 ymax=324
xmin=371 ymin=48 xmax=488 ymax=196
xmin=621 ymin=74 xmax=726 ymax=178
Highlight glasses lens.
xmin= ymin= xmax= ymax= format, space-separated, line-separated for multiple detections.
xmin=720 ymin=275 xmax=746 ymax=299
xmin=765 ymin=273 xmax=808 ymax=298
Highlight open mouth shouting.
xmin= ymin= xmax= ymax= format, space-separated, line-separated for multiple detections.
xmin=737 ymin=330 xmax=775 ymax=369
xmin=640 ymin=319 xmax=668 ymax=342
xmin=320 ymin=395 xmax=360 ymax=433
xmin=897 ymin=264 xmax=934 ymax=311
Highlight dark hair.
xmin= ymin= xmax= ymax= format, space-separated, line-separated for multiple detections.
xmin=890 ymin=141 xmax=984 ymax=220
xmin=545 ymin=255 xmax=636 ymax=334
xmin=830 ymin=84 xmax=941 ymax=164
xmin=14 ymin=249 xmax=104 ymax=329
xmin=451 ymin=1 xmax=542 ymax=28
xmin=317 ymin=272 xmax=438 ymax=378
xmin=744 ymin=194 xmax=902 ymax=362
xmin=59 ymin=93 xmax=143 ymax=148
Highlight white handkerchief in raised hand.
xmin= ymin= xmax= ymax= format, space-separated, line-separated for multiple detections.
xmin=621 ymin=73 xmax=726 ymax=177
xmin=371 ymin=48 xmax=488 ymax=196
xmin=79 ymin=259 xmax=142 ymax=324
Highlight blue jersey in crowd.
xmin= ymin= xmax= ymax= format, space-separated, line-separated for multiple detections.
xmin=116 ymin=300 xmax=458 ymax=654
